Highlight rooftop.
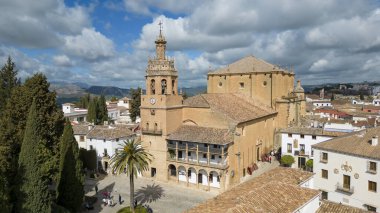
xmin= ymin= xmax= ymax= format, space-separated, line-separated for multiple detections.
xmin=167 ymin=125 xmax=233 ymax=145
xmin=85 ymin=125 xmax=134 ymax=140
xmin=208 ymin=55 xmax=291 ymax=75
xmin=280 ymin=127 xmax=347 ymax=137
xmin=187 ymin=167 xmax=318 ymax=213
xmin=312 ymin=127 xmax=380 ymax=161
xmin=184 ymin=93 xmax=277 ymax=124
xmin=316 ymin=200 xmax=370 ymax=213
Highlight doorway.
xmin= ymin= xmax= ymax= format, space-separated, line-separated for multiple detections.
xmin=151 ymin=167 xmax=156 ymax=177
xmin=198 ymin=173 xmax=203 ymax=184
xmin=298 ymin=157 xmax=306 ymax=169
xmin=256 ymin=147 xmax=261 ymax=161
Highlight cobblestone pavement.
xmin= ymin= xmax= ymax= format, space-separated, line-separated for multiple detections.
xmin=83 ymin=174 xmax=218 ymax=213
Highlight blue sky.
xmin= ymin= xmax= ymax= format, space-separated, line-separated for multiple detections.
xmin=0 ymin=0 xmax=379 ymax=89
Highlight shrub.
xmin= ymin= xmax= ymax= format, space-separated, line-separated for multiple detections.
xmin=117 ymin=205 xmax=148 ymax=213
xmin=306 ymin=159 xmax=313 ymax=171
xmin=280 ymin=155 xmax=295 ymax=167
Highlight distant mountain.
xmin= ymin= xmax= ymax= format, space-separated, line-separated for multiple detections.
xmin=182 ymin=86 xmax=207 ymax=97
xmin=85 ymin=86 xmax=130 ymax=97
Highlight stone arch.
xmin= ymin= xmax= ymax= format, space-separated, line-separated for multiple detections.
xmin=150 ymin=79 xmax=155 ymax=94
xmin=178 ymin=166 xmax=187 ymax=182
xmin=209 ymin=171 xmax=220 ymax=188
xmin=188 ymin=167 xmax=197 ymax=184
xmin=161 ymin=79 xmax=167 ymax=94
xmin=198 ymin=169 xmax=208 ymax=186
xmin=168 ymin=164 xmax=176 ymax=177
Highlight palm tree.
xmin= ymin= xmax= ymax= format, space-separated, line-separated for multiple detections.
xmin=110 ymin=139 xmax=152 ymax=213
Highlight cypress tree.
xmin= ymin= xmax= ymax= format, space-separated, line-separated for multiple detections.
xmin=87 ymin=97 xmax=98 ymax=124
xmin=0 ymin=56 xmax=20 ymax=113
xmin=16 ymin=100 xmax=52 ymax=213
xmin=56 ymin=122 xmax=84 ymax=212
xmin=98 ymin=94 xmax=108 ymax=124
xmin=130 ymin=87 xmax=141 ymax=122
xmin=0 ymin=73 xmax=64 ymax=211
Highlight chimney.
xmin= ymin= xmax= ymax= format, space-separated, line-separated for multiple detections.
xmin=297 ymin=80 xmax=301 ymax=88
xmin=371 ymin=136 xmax=378 ymax=146
xmin=88 ymin=124 xmax=93 ymax=131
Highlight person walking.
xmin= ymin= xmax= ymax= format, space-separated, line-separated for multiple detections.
xmin=269 ymin=155 xmax=272 ymax=164
xmin=95 ymin=185 xmax=98 ymax=194
xmin=119 ymin=194 xmax=122 ymax=205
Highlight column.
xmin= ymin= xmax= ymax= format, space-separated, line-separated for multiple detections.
xmin=175 ymin=141 xmax=178 ymax=161
xmin=186 ymin=143 xmax=189 ymax=162
xmin=196 ymin=144 xmax=199 ymax=164
xmin=207 ymin=145 xmax=210 ymax=165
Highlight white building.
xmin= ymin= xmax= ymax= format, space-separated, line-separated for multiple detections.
xmin=373 ymin=99 xmax=380 ymax=106
xmin=62 ymin=103 xmax=87 ymax=123
xmin=73 ymin=124 xmax=136 ymax=172
xmin=280 ymin=127 xmax=346 ymax=169
xmin=313 ymin=127 xmax=380 ymax=212
xmin=323 ymin=121 xmax=363 ymax=132
xmin=312 ymin=100 xmax=332 ymax=108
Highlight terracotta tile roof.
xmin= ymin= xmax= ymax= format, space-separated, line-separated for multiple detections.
xmin=187 ymin=167 xmax=318 ymax=213
xmin=312 ymin=127 xmax=380 ymax=160
xmin=363 ymin=105 xmax=380 ymax=110
xmin=167 ymin=125 xmax=233 ymax=145
xmin=208 ymin=55 xmax=290 ymax=75
xmin=72 ymin=124 xmax=92 ymax=135
xmin=280 ymin=127 xmax=348 ymax=137
xmin=184 ymin=93 xmax=277 ymax=124
xmin=316 ymin=201 xmax=370 ymax=213
xmin=86 ymin=125 xmax=134 ymax=140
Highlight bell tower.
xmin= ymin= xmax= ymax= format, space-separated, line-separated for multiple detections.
xmin=141 ymin=22 xmax=183 ymax=181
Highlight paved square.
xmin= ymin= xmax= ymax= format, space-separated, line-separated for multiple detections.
xmin=84 ymin=174 xmax=218 ymax=213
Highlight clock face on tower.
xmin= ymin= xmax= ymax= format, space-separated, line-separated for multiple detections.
xmin=150 ymin=97 xmax=156 ymax=105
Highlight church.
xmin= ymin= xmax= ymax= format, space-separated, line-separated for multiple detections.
xmin=140 ymin=27 xmax=305 ymax=191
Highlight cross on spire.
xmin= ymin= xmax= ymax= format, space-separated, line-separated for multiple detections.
xmin=158 ymin=20 xmax=163 ymax=36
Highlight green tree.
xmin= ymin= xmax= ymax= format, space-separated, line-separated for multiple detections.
xmin=87 ymin=97 xmax=98 ymax=124
xmin=129 ymin=88 xmax=141 ymax=123
xmin=56 ymin=121 xmax=84 ymax=212
xmin=98 ymin=94 xmax=108 ymax=124
xmin=0 ymin=56 xmax=20 ymax=113
xmin=360 ymin=93 xmax=364 ymax=100
xmin=306 ymin=159 xmax=313 ymax=172
xmin=77 ymin=93 xmax=91 ymax=108
xmin=110 ymin=96 xmax=118 ymax=102
xmin=182 ymin=91 xmax=188 ymax=100
xmin=110 ymin=140 xmax=152 ymax=213
xmin=16 ymin=100 xmax=52 ymax=213
xmin=0 ymin=73 xmax=64 ymax=211
xmin=280 ymin=155 xmax=295 ymax=167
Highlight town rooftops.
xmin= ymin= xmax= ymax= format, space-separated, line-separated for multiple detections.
xmin=184 ymin=93 xmax=277 ymax=124
xmin=187 ymin=167 xmax=318 ymax=213
xmin=62 ymin=103 xmax=75 ymax=106
xmin=86 ymin=125 xmax=134 ymax=140
xmin=207 ymin=55 xmax=292 ymax=75
xmin=280 ymin=127 xmax=347 ymax=137
xmin=72 ymin=125 xmax=93 ymax=135
xmin=312 ymin=127 xmax=380 ymax=161
xmin=316 ymin=200 xmax=370 ymax=213
xmin=167 ymin=125 xmax=233 ymax=145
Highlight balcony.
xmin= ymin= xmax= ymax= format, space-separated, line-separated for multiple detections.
xmin=141 ymin=128 xmax=162 ymax=135
xmin=167 ymin=143 xmax=176 ymax=149
xmin=336 ymin=183 xmax=354 ymax=194
xmin=177 ymin=143 xmax=186 ymax=150
xmin=209 ymin=147 xmax=223 ymax=154
xmin=198 ymin=146 xmax=208 ymax=152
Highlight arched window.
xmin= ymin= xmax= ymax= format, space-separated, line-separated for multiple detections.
xmin=161 ymin=79 xmax=167 ymax=94
xmin=172 ymin=80 xmax=175 ymax=94
xmin=150 ymin=79 xmax=155 ymax=94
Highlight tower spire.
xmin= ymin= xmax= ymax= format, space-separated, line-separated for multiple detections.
xmin=155 ymin=20 xmax=166 ymax=60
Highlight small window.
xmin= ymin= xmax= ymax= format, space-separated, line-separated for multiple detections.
xmin=204 ymin=144 xmax=208 ymax=147
xmin=321 ymin=152 xmax=328 ymax=162
xmin=300 ymin=134 xmax=305 ymax=139
xmin=213 ymin=144 xmax=218 ymax=148
xmin=89 ymin=145 xmax=93 ymax=150
xmin=188 ymin=152 xmax=191 ymax=156
xmin=211 ymin=155 xmax=215 ymax=160
xmin=288 ymin=133 xmax=292 ymax=138
xmin=312 ymin=135 xmax=317 ymax=140
xmin=80 ymin=135 xmax=85 ymax=142
xmin=287 ymin=143 xmax=292 ymax=153
xmin=369 ymin=181 xmax=377 ymax=192
xmin=322 ymin=169 xmax=328 ymax=179
xmin=263 ymin=81 xmax=267 ymax=86
xmin=104 ymin=149 xmax=108 ymax=156
xmin=369 ymin=161 xmax=377 ymax=172
xmin=203 ymin=153 xmax=207 ymax=158
xmin=239 ymin=82 xmax=244 ymax=88
xmin=218 ymin=82 xmax=222 ymax=87
xmin=300 ymin=144 xmax=305 ymax=152
xmin=321 ymin=191 xmax=328 ymax=200
xmin=103 ymin=139 xmax=106 ymax=142
xmin=116 ymin=138 xmax=119 ymax=142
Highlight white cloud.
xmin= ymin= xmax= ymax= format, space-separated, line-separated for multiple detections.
xmin=63 ymin=28 xmax=115 ymax=60
xmin=310 ymin=59 xmax=329 ymax=72
xmin=53 ymin=55 xmax=73 ymax=67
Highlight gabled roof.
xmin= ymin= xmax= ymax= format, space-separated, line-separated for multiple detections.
xmin=73 ymin=125 xmax=92 ymax=135
xmin=187 ymin=167 xmax=318 ymax=213
xmin=184 ymin=93 xmax=277 ymax=124
xmin=86 ymin=125 xmax=134 ymax=140
xmin=317 ymin=201 xmax=370 ymax=213
xmin=312 ymin=127 xmax=380 ymax=160
xmin=208 ymin=55 xmax=291 ymax=75
xmin=167 ymin=125 xmax=233 ymax=145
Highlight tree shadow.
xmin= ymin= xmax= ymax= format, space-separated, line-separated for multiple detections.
xmin=135 ymin=183 xmax=165 ymax=205
xmin=83 ymin=182 xmax=115 ymax=212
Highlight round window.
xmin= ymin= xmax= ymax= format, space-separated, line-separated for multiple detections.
xmin=263 ymin=81 xmax=267 ymax=86
xmin=218 ymin=82 xmax=223 ymax=87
